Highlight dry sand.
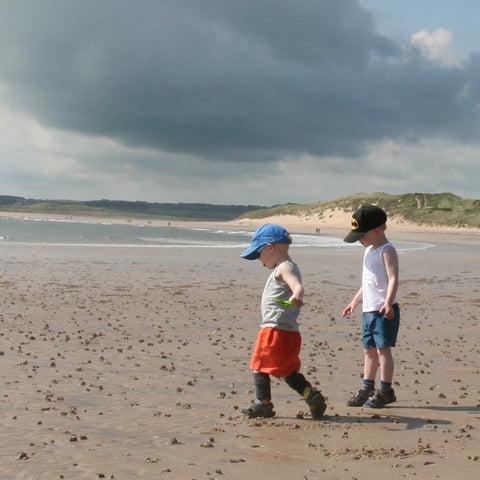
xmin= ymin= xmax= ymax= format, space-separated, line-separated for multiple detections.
xmin=1 ymin=215 xmax=480 ymax=479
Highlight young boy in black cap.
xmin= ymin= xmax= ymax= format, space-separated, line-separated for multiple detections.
xmin=240 ymin=223 xmax=326 ymax=419
xmin=342 ymin=205 xmax=400 ymax=408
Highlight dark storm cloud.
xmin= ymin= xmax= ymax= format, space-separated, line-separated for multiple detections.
xmin=0 ymin=0 xmax=478 ymax=163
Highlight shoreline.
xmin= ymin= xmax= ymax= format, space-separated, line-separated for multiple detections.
xmin=2 ymin=209 xmax=479 ymax=247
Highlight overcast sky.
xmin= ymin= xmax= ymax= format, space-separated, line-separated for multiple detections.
xmin=0 ymin=0 xmax=479 ymax=205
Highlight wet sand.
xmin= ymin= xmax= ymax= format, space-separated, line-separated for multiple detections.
xmin=1 ymin=227 xmax=480 ymax=479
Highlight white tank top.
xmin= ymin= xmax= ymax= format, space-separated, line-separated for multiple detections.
xmin=362 ymin=242 xmax=396 ymax=312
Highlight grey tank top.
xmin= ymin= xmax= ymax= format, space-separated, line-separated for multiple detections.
xmin=260 ymin=260 xmax=300 ymax=332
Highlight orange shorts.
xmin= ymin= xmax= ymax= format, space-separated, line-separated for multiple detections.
xmin=250 ymin=327 xmax=301 ymax=378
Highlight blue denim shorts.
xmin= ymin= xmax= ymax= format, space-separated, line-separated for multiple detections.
xmin=362 ymin=304 xmax=400 ymax=349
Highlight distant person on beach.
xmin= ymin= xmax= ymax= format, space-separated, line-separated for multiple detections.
xmin=342 ymin=205 xmax=400 ymax=408
xmin=240 ymin=223 xmax=327 ymax=419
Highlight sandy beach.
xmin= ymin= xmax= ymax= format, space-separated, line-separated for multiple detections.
xmin=1 ymin=215 xmax=480 ymax=479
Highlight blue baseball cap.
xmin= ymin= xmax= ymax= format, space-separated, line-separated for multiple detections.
xmin=240 ymin=223 xmax=292 ymax=260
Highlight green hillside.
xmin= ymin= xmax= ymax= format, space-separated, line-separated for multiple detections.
xmin=1 ymin=193 xmax=479 ymax=228
xmin=240 ymin=192 xmax=480 ymax=229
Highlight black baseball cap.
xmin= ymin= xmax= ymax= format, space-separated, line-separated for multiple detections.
xmin=343 ymin=205 xmax=387 ymax=243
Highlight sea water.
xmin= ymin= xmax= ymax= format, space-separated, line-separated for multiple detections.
xmin=0 ymin=215 xmax=435 ymax=253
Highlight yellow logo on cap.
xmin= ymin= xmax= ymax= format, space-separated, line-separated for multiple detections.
xmin=351 ymin=217 xmax=359 ymax=231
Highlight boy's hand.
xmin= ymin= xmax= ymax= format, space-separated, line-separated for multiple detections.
xmin=275 ymin=298 xmax=304 ymax=308
xmin=290 ymin=298 xmax=304 ymax=307
xmin=380 ymin=303 xmax=394 ymax=319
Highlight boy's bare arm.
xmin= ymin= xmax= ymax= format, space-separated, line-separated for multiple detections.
xmin=277 ymin=262 xmax=304 ymax=306
xmin=380 ymin=245 xmax=399 ymax=319
xmin=342 ymin=287 xmax=362 ymax=317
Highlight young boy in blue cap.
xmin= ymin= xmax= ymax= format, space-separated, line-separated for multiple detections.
xmin=342 ymin=205 xmax=400 ymax=408
xmin=240 ymin=223 xmax=326 ymax=419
